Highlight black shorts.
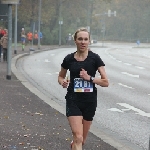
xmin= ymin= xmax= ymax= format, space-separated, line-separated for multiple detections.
xmin=66 ymin=100 xmax=97 ymax=121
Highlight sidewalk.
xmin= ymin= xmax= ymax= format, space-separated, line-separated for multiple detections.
xmin=0 ymin=45 xmax=117 ymax=150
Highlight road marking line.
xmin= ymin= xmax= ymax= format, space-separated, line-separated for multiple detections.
xmin=121 ymin=72 xmax=139 ymax=78
xmin=108 ymin=103 xmax=150 ymax=117
xmin=46 ymin=73 xmax=52 ymax=75
xmin=112 ymin=57 xmax=116 ymax=60
xmin=121 ymin=108 xmax=131 ymax=111
xmin=135 ymin=66 xmax=145 ymax=69
xmin=46 ymin=72 xmax=60 ymax=75
xmin=44 ymin=59 xmax=51 ymax=62
xmin=124 ymin=63 xmax=132 ymax=66
xmin=118 ymin=83 xmax=134 ymax=89
xmin=139 ymin=61 xmax=145 ymax=64
xmin=116 ymin=60 xmax=122 ymax=63
xmin=117 ymin=103 xmax=150 ymax=117
xmin=108 ymin=108 xmax=124 ymax=113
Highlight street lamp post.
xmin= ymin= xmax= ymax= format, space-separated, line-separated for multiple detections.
xmin=1 ymin=0 xmax=20 ymax=80
xmin=7 ymin=4 xmax=12 ymax=80
xmin=31 ymin=22 xmax=35 ymax=48
xmin=38 ymin=0 xmax=42 ymax=49
xmin=59 ymin=20 xmax=63 ymax=46
xmin=95 ymin=10 xmax=116 ymax=47
xmin=86 ymin=0 xmax=93 ymax=33
xmin=58 ymin=0 xmax=63 ymax=46
xmin=14 ymin=4 xmax=17 ymax=54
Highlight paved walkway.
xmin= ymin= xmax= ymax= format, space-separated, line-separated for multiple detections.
xmin=0 ymin=44 xmax=117 ymax=150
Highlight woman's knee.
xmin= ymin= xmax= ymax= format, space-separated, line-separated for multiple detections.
xmin=73 ymin=133 xmax=83 ymax=144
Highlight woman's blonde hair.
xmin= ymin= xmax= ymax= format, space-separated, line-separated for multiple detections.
xmin=73 ymin=27 xmax=90 ymax=41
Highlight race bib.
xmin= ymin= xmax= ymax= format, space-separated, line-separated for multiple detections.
xmin=74 ymin=78 xmax=93 ymax=92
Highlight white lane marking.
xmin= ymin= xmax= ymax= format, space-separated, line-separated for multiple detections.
xmin=106 ymin=50 xmax=147 ymax=70
xmin=46 ymin=73 xmax=52 ymax=75
xmin=148 ymin=94 xmax=150 ymax=96
xmin=143 ymin=54 xmax=150 ymax=58
xmin=108 ymin=103 xmax=150 ymax=117
xmin=46 ymin=72 xmax=60 ymax=75
xmin=44 ymin=59 xmax=51 ymax=62
xmin=121 ymin=72 xmax=139 ymax=78
xmin=118 ymin=83 xmax=134 ymax=89
xmin=112 ymin=57 xmax=116 ymax=60
xmin=108 ymin=108 xmax=124 ymax=113
xmin=123 ymin=63 xmax=132 ymax=66
xmin=109 ymin=55 xmax=115 ymax=59
xmin=117 ymin=103 xmax=150 ymax=118
xmin=135 ymin=66 xmax=145 ymax=69
xmin=121 ymin=108 xmax=131 ymax=111
xmin=139 ymin=61 xmax=145 ymax=64
xmin=116 ymin=60 xmax=122 ymax=63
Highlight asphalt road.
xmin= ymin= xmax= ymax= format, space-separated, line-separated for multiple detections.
xmin=16 ymin=43 xmax=150 ymax=150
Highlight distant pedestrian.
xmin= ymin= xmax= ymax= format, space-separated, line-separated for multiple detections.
xmin=21 ymin=28 xmax=26 ymax=51
xmin=33 ymin=30 xmax=38 ymax=45
xmin=0 ymin=27 xmax=5 ymax=62
xmin=1 ymin=31 xmax=8 ymax=62
xmin=136 ymin=40 xmax=140 ymax=46
xmin=0 ymin=27 xmax=5 ymax=38
xmin=38 ymin=31 xmax=43 ymax=45
xmin=4 ymin=28 xmax=7 ymax=35
xmin=27 ymin=31 xmax=33 ymax=44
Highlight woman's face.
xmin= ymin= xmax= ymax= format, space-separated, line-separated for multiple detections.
xmin=75 ymin=31 xmax=90 ymax=52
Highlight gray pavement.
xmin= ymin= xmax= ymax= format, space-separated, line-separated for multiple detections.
xmin=0 ymin=44 xmax=117 ymax=150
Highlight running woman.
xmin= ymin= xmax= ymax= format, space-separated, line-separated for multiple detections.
xmin=58 ymin=27 xmax=109 ymax=150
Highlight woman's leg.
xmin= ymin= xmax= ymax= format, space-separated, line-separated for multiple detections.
xmin=82 ymin=119 xmax=92 ymax=145
xmin=68 ymin=116 xmax=83 ymax=150
xmin=81 ymin=101 xmax=97 ymax=145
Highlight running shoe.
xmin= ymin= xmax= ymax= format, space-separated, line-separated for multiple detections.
xmin=70 ymin=141 xmax=73 ymax=149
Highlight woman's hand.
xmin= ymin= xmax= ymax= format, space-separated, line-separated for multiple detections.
xmin=61 ymin=79 xmax=69 ymax=88
xmin=79 ymin=68 xmax=90 ymax=81
xmin=58 ymin=67 xmax=69 ymax=88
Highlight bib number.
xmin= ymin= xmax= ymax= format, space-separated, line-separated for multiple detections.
xmin=74 ymin=78 xmax=93 ymax=92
